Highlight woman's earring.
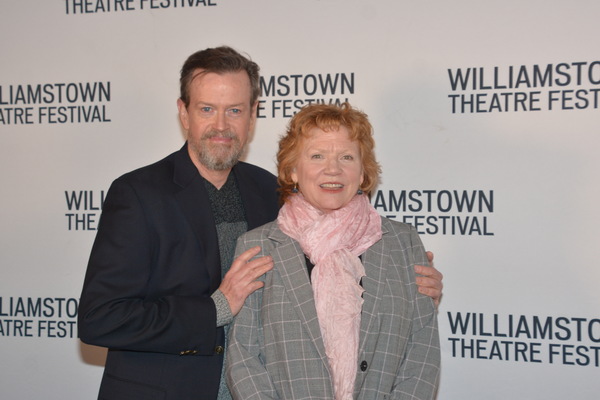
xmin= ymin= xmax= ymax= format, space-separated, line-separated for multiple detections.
xmin=357 ymin=188 xmax=364 ymax=195
xmin=292 ymin=183 xmax=299 ymax=193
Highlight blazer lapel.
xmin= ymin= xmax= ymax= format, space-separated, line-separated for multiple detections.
xmin=268 ymin=226 xmax=330 ymax=368
xmin=234 ymin=163 xmax=275 ymax=231
xmin=357 ymin=218 xmax=388 ymax=357
xmin=172 ymin=145 xmax=222 ymax=292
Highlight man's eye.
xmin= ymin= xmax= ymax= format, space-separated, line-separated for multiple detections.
xmin=230 ymin=108 xmax=241 ymax=114
xmin=201 ymin=107 xmax=212 ymax=113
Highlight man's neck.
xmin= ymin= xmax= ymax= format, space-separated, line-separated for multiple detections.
xmin=187 ymin=146 xmax=235 ymax=189
xmin=195 ymin=162 xmax=231 ymax=190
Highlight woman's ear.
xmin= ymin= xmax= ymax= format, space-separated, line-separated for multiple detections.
xmin=291 ymin=168 xmax=298 ymax=185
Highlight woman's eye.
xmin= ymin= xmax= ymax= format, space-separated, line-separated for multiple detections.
xmin=311 ymin=154 xmax=323 ymax=159
xmin=342 ymin=155 xmax=354 ymax=160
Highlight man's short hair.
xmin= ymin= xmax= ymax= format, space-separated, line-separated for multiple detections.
xmin=179 ymin=46 xmax=260 ymax=107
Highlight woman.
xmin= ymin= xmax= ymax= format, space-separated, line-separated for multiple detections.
xmin=227 ymin=103 xmax=440 ymax=399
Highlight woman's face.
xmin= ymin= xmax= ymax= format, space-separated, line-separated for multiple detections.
xmin=291 ymin=126 xmax=364 ymax=213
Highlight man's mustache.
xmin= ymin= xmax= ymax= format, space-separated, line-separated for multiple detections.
xmin=202 ymin=130 xmax=239 ymax=141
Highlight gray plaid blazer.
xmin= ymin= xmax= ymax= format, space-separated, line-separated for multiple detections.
xmin=226 ymin=217 xmax=440 ymax=399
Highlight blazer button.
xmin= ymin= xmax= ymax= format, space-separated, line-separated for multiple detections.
xmin=215 ymin=346 xmax=224 ymax=354
xmin=360 ymin=361 xmax=368 ymax=371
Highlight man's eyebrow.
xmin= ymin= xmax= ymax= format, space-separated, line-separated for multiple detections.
xmin=192 ymin=100 xmax=248 ymax=108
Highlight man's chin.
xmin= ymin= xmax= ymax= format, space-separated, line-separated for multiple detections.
xmin=190 ymin=142 xmax=244 ymax=172
xmin=207 ymin=160 xmax=237 ymax=171
xmin=200 ymin=153 xmax=240 ymax=171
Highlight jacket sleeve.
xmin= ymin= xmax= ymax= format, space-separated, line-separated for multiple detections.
xmin=392 ymin=227 xmax=441 ymax=399
xmin=226 ymin=234 xmax=280 ymax=399
xmin=77 ymin=177 xmax=219 ymax=355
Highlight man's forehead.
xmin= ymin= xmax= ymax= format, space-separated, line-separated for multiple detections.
xmin=190 ymin=69 xmax=250 ymax=85
xmin=189 ymin=69 xmax=252 ymax=102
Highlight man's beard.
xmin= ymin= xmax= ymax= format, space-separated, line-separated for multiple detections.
xmin=193 ymin=130 xmax=245 ymax=171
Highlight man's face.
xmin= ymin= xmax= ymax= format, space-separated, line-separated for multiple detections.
xmin=178 ymin=69 xmax=257 ymax=173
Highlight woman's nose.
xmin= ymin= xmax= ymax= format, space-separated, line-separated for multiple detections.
xmin=324 ymin=158 xmax=341 ymax=174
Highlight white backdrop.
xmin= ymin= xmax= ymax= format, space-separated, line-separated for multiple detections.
xmin=1 ymin=1 xmax=599 ymax=399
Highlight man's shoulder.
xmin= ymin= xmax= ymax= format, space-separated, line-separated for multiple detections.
xmin=233 ymin=161 xmax=278 ymax=200
xmin=115 ymin=148 xmax=181 ymax=184
xmin=103 ymin=150 xmax=183 ymax=201
xmin=234 ymin=161 xmax=277 ymax=182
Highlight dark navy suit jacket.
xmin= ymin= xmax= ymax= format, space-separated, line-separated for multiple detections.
xmin=78 ymin=144 xmax=279 ymax=399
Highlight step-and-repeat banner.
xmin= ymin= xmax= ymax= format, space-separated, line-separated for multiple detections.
xmin=1 ymin=1 xmax=598 ymax=399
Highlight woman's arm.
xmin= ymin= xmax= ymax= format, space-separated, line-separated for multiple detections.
xmin=392 ymin=229 xmax=441 ymax=399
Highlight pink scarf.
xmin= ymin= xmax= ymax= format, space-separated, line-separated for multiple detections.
xmin=277 ymin=194 xmax=382 ymax=400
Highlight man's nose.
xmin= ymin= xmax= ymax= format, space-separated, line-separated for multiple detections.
xmin=213 ymin=111 xmax=228 ymax=131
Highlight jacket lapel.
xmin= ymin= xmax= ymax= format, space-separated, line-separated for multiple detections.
xmin=234 ymin=163 xmax=274 ymax=231
xmin=357 ymin=217 xmax=388 ymax=357
xmin=268 ymin=226 xmax=330 ymax=368
xmin=172 ymin=144 xmax=222 ymax=292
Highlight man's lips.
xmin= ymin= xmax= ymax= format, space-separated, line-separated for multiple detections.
xmin=207 ymin=136 xmax=233 ymax=144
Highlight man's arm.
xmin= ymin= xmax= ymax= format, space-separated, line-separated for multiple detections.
xmin=78 ymin=177 xmax=218 ymax=354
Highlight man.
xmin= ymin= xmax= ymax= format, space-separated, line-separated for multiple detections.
xmin=78 ymin=46 xmax=443 ymax=399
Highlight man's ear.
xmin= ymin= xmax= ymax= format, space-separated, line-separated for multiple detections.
xmin=250 ymin=100 xmax=258 ymax=129
xmin=177 ymin=98 xmax=189 ymax=131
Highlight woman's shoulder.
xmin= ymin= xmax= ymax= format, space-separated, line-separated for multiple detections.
xmin=379 ymin=217 xmax=427 ymax=265
xmin=236 ymin=221 xmax=286 ymax=257
xmin=238 ymin=221 xmax=280 ymax=242
xmin=381 ymin=216 xmax=418 ymax=236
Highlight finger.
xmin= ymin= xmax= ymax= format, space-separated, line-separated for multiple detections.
xmin=245 ymin=259 xmax=274 ymax=281
xmin=242 ymin=255 xmax=272 ymax=278
xmin=245 ymin=279 xmax=266 ymax=294
xmin=237 ymin=246 xmax=262 ymax=263
xmin=418 ymin=286 xmax=442 ymax=307
xmin=418 ymin=286 xmax=435 ymax=296
xmin=414 ymin=264 xmax=443 ymax=280
xmin=246 ymin=254 xmax=273 ymax=269
xmin=416 ymin=276 xmax=443 ymax=290
xmin=426 ymin=251 xmax=434 ymax=263
xmin=229 ymin=246 xmax=262 ymax=272
xmin=414 ymin=264 xmax=430 ymax=276
xmin=430 ymin=266 xmax=443 ymax=280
